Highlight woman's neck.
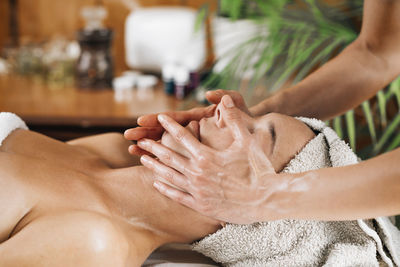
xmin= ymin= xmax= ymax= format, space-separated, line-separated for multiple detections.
xmin=97 ymin=165 xmax=220 ymax=250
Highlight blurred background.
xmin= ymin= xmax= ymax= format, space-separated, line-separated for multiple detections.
xmin=0 ymin=0 xmax=399 ymax=164
xmin=0 ymin=0 xmax=216 ymax=74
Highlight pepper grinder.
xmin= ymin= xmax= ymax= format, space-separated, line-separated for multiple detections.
xmin=75 ymin=4 xmax=113 ymax=89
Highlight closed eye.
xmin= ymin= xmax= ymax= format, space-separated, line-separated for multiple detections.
xmin=269 ymin=123 xmax=276 ymax=155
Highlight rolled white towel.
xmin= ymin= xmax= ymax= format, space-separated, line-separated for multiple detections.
xmin=0 ymin=112 xmax=28 ymax=147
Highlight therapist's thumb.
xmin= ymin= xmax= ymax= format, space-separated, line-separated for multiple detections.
xmin=207 ymin=90 xmax=251 ymax=115
xmin=220 ymin=95 xmax=251 ymax=140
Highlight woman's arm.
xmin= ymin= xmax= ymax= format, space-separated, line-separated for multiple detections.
xmin=251 ymin=0 xmax=400 ymax=120
xmin=259 ymin=148 xmax=400 ymax=221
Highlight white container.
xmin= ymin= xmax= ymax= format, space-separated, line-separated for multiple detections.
xmin=136 ymin=75 xmax=158 ymax=101
xmin=136 ymin=75 xmax=158 ymax=91
xmin=125 ymin=7 xmax=206 ymax=72
xmin=113 ymin=76 xmax=134 ymax=102
xmin=122 ymin=70 xmax=141 ymax=88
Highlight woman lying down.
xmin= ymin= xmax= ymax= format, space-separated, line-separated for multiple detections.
xmin=0 ymin=108 xmax=398 ymax=266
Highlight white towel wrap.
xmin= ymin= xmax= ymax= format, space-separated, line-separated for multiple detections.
xmin=0 ymin=112 xmax=28 ymax=147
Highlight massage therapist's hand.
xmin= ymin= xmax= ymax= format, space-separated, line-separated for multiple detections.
xmin=137 ymin=95 xmax=276 ymax=224
xmin=124 ymin=90 xmax=250 ymax=156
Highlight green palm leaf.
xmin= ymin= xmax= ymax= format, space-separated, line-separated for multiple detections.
xmin=389 ymin=77 xmax=400 ymax=108
xmin=373 ymin=113 xmax=400 ymax=155
xmin=345 ymin=110 xmax=356 ymax=151
xmin=377 ymin=91 xmax=387 ymax=128
xmin=333 ymin=116 xmax=343 ymax=139
xmin=386 ymin=125 xmax=400 ymax=152
xmin=361 ymin=101 xmax=377 ymax=145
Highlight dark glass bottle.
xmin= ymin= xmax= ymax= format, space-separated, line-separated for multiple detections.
xmin=76 ymin=28 xmax=114 ymax=89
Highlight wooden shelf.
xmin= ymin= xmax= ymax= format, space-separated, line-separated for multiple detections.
xmin=0 ymin=75 xmax=197 ymax=140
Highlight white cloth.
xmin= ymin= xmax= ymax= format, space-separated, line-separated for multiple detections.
xmin=0 ymin=112 xmax=28 ymax=147
xmin=192 ymin=117 xmax=400 ymax=267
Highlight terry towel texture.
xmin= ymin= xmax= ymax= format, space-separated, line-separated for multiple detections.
xmin=0 ymin=112 xmax=28 ymax=147
xmin=192 ymin=117 xmax=400 ymax=267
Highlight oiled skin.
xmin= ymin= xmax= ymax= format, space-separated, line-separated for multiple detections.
xmin=0 ymin=130 xmax=219 ymax=266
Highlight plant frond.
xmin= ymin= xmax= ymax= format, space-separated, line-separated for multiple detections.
xmin=373 ymin=113 xmax=400 ymax=155
xmin=361 ymin=101 xmax=377 ymax=145
xmin=386 ymin=130 xmax=400 ymax=152
xmin=389 ymin=77 xmax=400 ymax=108
xmin=345 ymin=110 xmax=356 ymax=151
xmin=333 ymin=116 xmax=343 ymax=139
xmin=377 ymin=91 xmax=387 ymax=128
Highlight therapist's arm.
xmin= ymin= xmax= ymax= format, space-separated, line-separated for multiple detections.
xmin=259 ymin=150 xmax=400 ymax=221
xmin=251 ymin=0 xmax=400 ymax=120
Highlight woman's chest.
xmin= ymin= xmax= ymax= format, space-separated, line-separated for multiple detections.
xmin=0 ymin=153 xmax=109 ymax=246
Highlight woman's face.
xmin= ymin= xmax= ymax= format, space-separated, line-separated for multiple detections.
xmin=161 ymin=103 xmax=315 ymax=172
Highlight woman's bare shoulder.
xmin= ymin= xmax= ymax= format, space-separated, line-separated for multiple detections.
xmin=68 ymin=132 xmax=141 ymax=168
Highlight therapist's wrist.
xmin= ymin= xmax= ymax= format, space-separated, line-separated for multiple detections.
xmin=250 ymin=91 xmax=288 ymax=117
xmin=254 ymin=172 xmax=308 ymax=222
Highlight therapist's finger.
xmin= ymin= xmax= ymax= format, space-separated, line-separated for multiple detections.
xmin=206 ymin=89 xmax=251 ymax=115
xmin=157 ymin=114 xmax=211 ymax=157
xmin=128 ymin=144 xmax=153 ymax=156
xmin=137 ymin=139 xmax=189 ymax=175
xmin=140 ymin=155 xmax=190 ymax=192
xmin=138 ymin=105 xmax=216 ymax=127
xmin=153 ymin=181 xmax=196 ymax=210
xmin=219 ymin=95 xmax=251 ymax=141
xmin=124 ymin=127 xmax=164 ymax=141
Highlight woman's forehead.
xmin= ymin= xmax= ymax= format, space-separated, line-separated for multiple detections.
xmin=257 ymin=113 xmax=303 ymax=128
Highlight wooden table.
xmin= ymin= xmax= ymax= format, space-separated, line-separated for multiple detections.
xmin=0 ymin=75 xmax=194 ymax=140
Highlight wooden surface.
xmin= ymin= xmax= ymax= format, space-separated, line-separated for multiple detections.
xmin=0 ymin=0 xmax=217 ymax=73
xmin=0 ymin=75 xmax=195 ymax=139
xmin=0 ymin=0 xmax=9 ymax=48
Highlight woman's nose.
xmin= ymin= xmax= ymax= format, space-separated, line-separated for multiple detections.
xmin=215 ymin=105 xmax=225 ymax=128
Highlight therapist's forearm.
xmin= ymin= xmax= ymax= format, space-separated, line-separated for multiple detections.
xmin=250 ymin=0 xmax=400 ymax=120
xmin=250 ymin=40 xmax=397 ymax=120
xmin=261 ymin=148 xmax=400 ymax=221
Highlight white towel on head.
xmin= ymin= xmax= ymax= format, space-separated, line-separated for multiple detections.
xmin=192 ymin=117 xmax=400 ymax=267
xmin=0 ymin=112 xmax=28 ymax=147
